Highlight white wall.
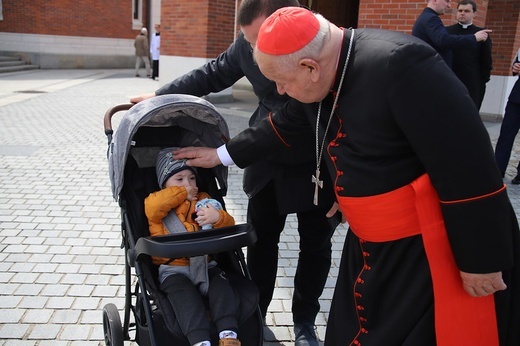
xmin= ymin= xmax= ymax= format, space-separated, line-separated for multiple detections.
xmin=481 ymin=75 xmax=517 ymax=121
xmin=158 ymin=55 xmax=233 ymax=101
xmin=150 ymin=0 xmax=161 ymax=29
xmin=0 ymin=32 xmax=134 ymax=56
xmin=0 ymin=32 xmax=135 ymax=68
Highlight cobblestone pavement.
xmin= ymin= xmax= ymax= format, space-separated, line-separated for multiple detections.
xmin=0 ymin=69 xmax=518 ymax=345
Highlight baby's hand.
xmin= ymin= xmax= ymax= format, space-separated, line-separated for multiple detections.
xmin=185 ymin=186 xmax=198 ymax=201
xmin=196 ymin=203 xmax=220 ymax=227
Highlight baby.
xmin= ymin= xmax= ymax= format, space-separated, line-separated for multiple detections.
xmin=144 ymin=147 xmax=240 ymax=346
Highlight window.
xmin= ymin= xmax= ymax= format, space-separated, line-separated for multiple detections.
xmin=132 ymin=0 xmax=143 ymax=29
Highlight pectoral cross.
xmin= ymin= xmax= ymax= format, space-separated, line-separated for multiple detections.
xmin=312 ymin=168 xmax=323 ymax=206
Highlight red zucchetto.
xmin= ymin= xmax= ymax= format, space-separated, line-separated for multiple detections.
xmin=256 ymin=7 xmax=319 ymax=55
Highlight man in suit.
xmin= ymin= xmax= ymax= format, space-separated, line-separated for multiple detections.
xmin=130 ymin=1 xmax=337 ymax=345
xmin=495 ymin=53 xmax=520 ymax=184
xmin=412 ymin=0 xmax=490 ymax=69
xmin=446 ymin=0 xmax=492 ymax=109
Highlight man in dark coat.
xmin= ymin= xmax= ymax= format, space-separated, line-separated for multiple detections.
xmin=412 ymin=0 xmax=490 ymax=68
xmin=130 ymin=1 xmax=337 ymax=345
xmin=446 ymin=0 xmax=493 ymax=109
xmin=495 ymin=53 xmax=520 ymax=184
xmin=174 ymin=7 xmax=520 ymax=346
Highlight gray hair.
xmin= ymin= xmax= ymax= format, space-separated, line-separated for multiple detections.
xmin=270 ymin=13 xmax=330 ymax=72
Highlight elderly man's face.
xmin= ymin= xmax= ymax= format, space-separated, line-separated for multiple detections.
xmin=254 ymin=50 xmax=323 ymax=103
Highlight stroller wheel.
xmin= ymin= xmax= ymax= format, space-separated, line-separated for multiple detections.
xmin=103 ymin=303 xmax=124 ymax=346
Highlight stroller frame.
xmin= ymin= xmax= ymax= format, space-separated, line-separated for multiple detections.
xmin=102 ymin=95 xmax=263 ymax=346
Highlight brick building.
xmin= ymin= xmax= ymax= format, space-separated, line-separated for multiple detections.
xmin=0 ymin=0 xmax=158 ymax=68
xmin=0 ymin=0 xmax=518 ymax=118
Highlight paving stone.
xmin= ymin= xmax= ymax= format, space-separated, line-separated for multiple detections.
xmin=0 ymin=324 xmax=30 ymax=339
xmin=26 ymin=323 xmax=61 ymax=340
xmin=22 ymin=308 xmax=53 ymax=323
xmin=0 ymin=69 xmax=514 ymax=344
xmin=0 ymin=308 xmax=25 ymax=323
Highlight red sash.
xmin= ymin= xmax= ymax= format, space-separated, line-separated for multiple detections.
xmin=337 ymin=174 xmax=498 ymax=346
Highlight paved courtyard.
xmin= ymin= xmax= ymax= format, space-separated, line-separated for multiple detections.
xmin=0 ymin=69 xmax=518 ymax=345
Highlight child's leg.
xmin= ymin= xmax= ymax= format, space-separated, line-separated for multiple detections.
xmin=161 ymin=274 xmax=211 ymax=345
xmin=207 ymin=267 xmax=240 ymax=336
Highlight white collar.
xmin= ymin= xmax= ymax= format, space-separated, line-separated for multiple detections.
xmin=458 ymin=22 xmax=473 ymax=29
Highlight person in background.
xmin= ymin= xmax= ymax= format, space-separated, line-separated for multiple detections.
xmin=134 ymin=27 xmax=151 ymax=78
xmin=130 ymin=1 xmax=337 ymax=345
xmin=145 ymin=148 xmax=240 ymax=346
xmin=150 ymin=24 xmax=161 ymax=80
xmin=495 ymin=53 xmax=520 ymax=184
xmin=446 ymin=0 xmax=492 ymax=109
xmin=173 ymin=7 xmax=520 ymax=346
xmin=412 ymin=0 xmax=490 ymax=69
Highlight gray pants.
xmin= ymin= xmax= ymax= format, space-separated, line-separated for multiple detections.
xmin=160 ymin=266 xmax=240 ymax=345
xmin=135 ymin=56 xmax=151 ymax=76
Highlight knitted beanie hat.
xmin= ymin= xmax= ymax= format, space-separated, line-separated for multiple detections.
xmin=156 ymin=147 xmax=197 ymax=188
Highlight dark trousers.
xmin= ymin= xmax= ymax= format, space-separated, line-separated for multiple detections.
xmin=160 ymin=266 xmax=239 ymax=345
xmin=246 ymin=180 xmax=334 ymax=324
xmin=495 ymin=101 xmax=520 ymax=175
xmin=152 ymin=60 xmax=159 ymax=79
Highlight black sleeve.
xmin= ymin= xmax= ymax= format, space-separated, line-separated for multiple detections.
xmin=155 ymin=39 xmax=245 ymax=97
xmin=480 ymin=38 xmax=493 ymax=82
xmin=226 ymin=100 xmax=312 ymax=168
xmin=386 ymin=41 xmax=513 ymax=273
xmin=424 ymin=15 xmax=476 ymax=50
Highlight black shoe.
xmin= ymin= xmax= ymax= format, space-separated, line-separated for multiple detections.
xmin=294 ymin=323 xmax=318 ymax=346
xmin=512 ymin=175 xmax=520 ymax=184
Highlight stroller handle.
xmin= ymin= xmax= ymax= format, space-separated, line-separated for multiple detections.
xmin=103 ymin=103 xmax=134 ymax=144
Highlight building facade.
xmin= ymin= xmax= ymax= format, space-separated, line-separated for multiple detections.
xmin=0 ymin=0 xmax=151 ymax=68
xmin=0 ymin=0 xmax=518 ymax=118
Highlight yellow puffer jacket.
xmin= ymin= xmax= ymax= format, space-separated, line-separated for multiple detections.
xmin=144 ymin=186 xmax=235 ymax=266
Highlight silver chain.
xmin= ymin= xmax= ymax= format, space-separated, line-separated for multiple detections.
xmin=315 ymin=29 xmax=355 ymax=173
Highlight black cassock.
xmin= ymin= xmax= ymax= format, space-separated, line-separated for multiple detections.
xmin=227 ymin=28 xmax=520 ymax=345
xmin=446 ymin=23 xmax=493 ymax=109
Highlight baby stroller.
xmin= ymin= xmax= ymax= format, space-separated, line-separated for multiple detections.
xmin=102 ymin=94 xmax=263 ymax=346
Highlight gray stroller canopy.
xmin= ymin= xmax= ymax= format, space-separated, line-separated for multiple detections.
xmin=108 ymin=94 xmax=230 ymax=201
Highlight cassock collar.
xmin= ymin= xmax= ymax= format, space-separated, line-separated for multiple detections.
xmin=458 ymin=22 xmax=473 ymax=29
xmin=330 ymin=28 xmax=355 ymax=93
